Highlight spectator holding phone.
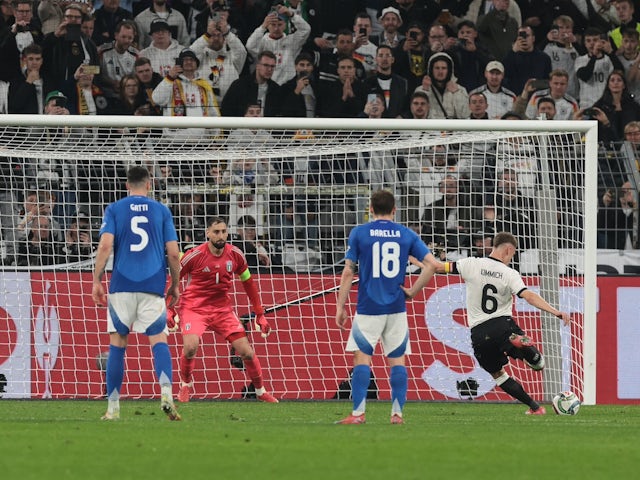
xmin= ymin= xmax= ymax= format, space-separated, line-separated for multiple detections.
xmin=280 ymin=51 xmax=317 ymax=117
xmin=393 ymin=21 xmax=429 ymax=93
xmin=503 ymin=25 xmax=552 ymax=95
xmin=543 ymin=15 xmax=580 ymax=100
xmin=189 ymin=15 xmax=247 ymax=104
xmin=575 ymin=27 xmax=624 ymax=109
xmin=364 ymin=44 xmax=408 ymax=117
xmin=517 ymin=69 xmax=578 ymax=120
xmin=245 ymin=3 xmax=311 ymax=85
xmin=41 ymin=3 xmax=99 ymax=91
xmin=448 ymin=20 xmax=492 ymax=93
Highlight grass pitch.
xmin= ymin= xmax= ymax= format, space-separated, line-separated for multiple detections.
xmin=1 ymin=400 xmax=637 ymax=480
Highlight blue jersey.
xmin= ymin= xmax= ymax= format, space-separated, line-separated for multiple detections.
xmin=345 ymin=219 xmax=430 ymax=315
xmin=100 ymin=195 xmax=178 ymax=296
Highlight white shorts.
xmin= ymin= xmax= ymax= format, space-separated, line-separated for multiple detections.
xmin=346 ymin=312 xmax=411 ymax=358
xmin=107 ymin=292 xmax=167 ymax=336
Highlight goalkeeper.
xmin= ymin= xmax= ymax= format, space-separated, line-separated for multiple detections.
xmin=169 ymin=216 xmax=278 ymax=403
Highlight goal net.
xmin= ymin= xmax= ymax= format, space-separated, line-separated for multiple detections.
xmin=0 ymin=115 xmax=597 ymax=405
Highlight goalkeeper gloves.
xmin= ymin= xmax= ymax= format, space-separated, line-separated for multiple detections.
xmin=255 ymin=313 xmax=272 ymax=338
xmin=166 ymin=306 xmax=180 ymax=333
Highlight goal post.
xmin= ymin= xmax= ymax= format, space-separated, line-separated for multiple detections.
xmin=0 ymin=114 xmax=597 ymax=405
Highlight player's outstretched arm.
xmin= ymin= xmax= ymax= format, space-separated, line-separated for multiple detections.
xmin=409 ymin=253 xmax=447 ymax=274
xmin=520 ymin=290 xmax=571 ymax=326
xmin=335 ymin=260 xmax=355 ymax=330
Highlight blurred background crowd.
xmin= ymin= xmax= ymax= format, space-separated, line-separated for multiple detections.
xmin=0 ymin=0 xmax=638 ymax=271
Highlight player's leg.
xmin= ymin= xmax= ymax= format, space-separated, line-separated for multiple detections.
xmin=177 ymin=309 xmax=208 ymax=402
xmin=382 ymin=312 xmax=410 ymax=424
xmin=336 ymin=314 xmax=384 ymax=424
xmin=472 ymin=318 xmax=545 ymax=415
xmin=229 ymin=333 xmax=278 ymax=403
xmin=102 ymin=292 xmax=133 ymax=420
xmin=103 ymin=332 xmax=128 ymax=420
xmin=507 ymin=322 xmax=545 ymax=370
xmin=138 ymin=293 xmax=181 ymax=420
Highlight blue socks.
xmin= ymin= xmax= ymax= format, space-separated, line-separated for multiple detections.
xmin=152 ymin=342 xmax=173 ymax=386
xmin=390 ymin=365 xmax=408 ymax=415
xmin=106 ymin=344 xmax=126 ymax=400
xmin=351 ymin=364 xmax=370 ymax=414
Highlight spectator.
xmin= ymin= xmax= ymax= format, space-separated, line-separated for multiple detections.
xmin=231 ymin=215 xmax=272 ymax=272
xmin=620 ymin=120 xmax=640 ymax=172
xmin=8 ymin=43 xmax=53 ymax=113
xmin=280 ymin=51 xmax=317 ymax=117
xmin=246 ymin=4 xmax=311 ymax=85
xmin=98 ymin=19 xmax=139 ymax=97
xmin=364 ymin=44 xmax=408 ymax=117
xmin=317 ymin=55 xmax=367 ymax=117
xmin=41 ymin=3 xmax=100 ymax=91
xmin=352 ymin=10 xmax=377 ymax=76
xmin=469 ymin=60 xmax=516 ymax=119
xmin=575 ymin=27 xmax=623 ymax=109
xmin=81 ymin=12 xmax=95 ymax=39
xmin=311 ymin=0 xmax=368 ymax=52
xmin=227 ymin=192 xmax=267 ymax=237
xmin=416 ymin=52 xmax=470 ymax=119
xmin=222 ymin=50 xmax=283 ymax=116
xmin=517 ymin=0 xmax=587 ymax=48
xmin=392 ymin=20 xmax=429 ymax=93
xmin=448 ymin=19 xmax=492 ymax=93
xmin=372 ymin=6 xmax=404 ymax=48
xmin=421 ymin=174 xmax=473 ymax=249
xmin=471 ymin=230 xmax=493 ymax=257
xmin=590 ymin=69 xmax=640 ymax=143
xmin=463 ymin=0 xmax=522 ymax=27
xmin=152 ymin=47 xmax=220 ymax=117
xmin=468 ymin=90 xmax=489 ymax=119
xmin=92 ymin=0 xmax=133 ymax=47
xmin=194 ymin=0 xmax=250 ymax=42
xmin=598 ymin=180 xmax=637 ymax=249
xmin=477 ymin=0 xmax=519 ymax=62
xmin=62 ymin=64 xmax=111 ymax=115
xmin=503 ymin=25 xmax=552 ymax=95
xmin=519 ymin=69 xmax=578 ymax=120
xmin=110 ymin=73 xmax=141 ymax=114
xmin=221 ymin=150 xmax=280 ymax=187
xmin=135 ymin=0 xmax=190 ymax=48
xmin=14 ymin=214 xmax=64 ymax=266
xmin=315 ymin=28 xmax=366 ymax=84
xmin=9 ymin=0 xmax=43 ymax=53
xmin=426 ymin=23 xmax=456 ymax=55
xmin=37 ymin=0 xmax=64 ymax=36
xmin=617 ymin=27 xmax=640 ymax=100
xmin=189 ymin=15 xmax=247 ymax=104
xmin=534 ymin=96 xmax=556 ymax=119
xmin=378 ymin=0 xmax=441 ymax=36
xmin=399 ymin=88 xmax=429 ymax=118
xmin=493 ymin=168 xmax=537 ymax=250
xmin=608 ymin=0 xmax=640 ymax=50
xmin=62 ymin=211 xmax=95 ymax=262
xmin=133 ymin=56 xmax=163 ymax=113
xmin=138 ymin=18 xmax=184 ymax=77
xmin=172 ymin=192 xmax=207 ymax=249
xmin=543 ymin=15 xmax=580 ymax=99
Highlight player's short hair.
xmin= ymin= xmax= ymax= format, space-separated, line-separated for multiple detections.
xmin=127 ymin=165 xmax=150 ymax=185
xmin=207 ymin=216 xmax=227 ymax=228
xmin=370 ymin=190 xmax=395 ymax=215
xmin=493 ymin=232 xmax=517 ymax=249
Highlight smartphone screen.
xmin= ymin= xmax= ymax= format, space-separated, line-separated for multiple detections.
xmin=367 ymin=93 xmax=377 ymax=103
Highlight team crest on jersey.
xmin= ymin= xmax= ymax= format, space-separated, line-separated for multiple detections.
xmin=226 ymin=261 xmax=233 ymax=272
xmin=185 ymin=323 xmax=191 ymax=331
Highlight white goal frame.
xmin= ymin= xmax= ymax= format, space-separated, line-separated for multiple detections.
xmin=0 ymin=115 xmax=598 ymax=405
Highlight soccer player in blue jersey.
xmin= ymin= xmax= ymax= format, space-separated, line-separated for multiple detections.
xmin=92 ymin=166 xmax=182 ymax=421
xmin=335 ymin=190 xmax=437 ymax=425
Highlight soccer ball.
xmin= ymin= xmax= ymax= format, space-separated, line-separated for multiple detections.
xmin=552 ymin=391 xmax=581 ymax=415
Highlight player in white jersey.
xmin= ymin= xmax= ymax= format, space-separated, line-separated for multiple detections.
xmin=431 ymin=232 xmax=571 ymax=415
xmin=335 ymin=190 xmax=436 ymax=425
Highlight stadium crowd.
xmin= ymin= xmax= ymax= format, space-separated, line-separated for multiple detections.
xmin=0 ymin=0 xmax=638 ymax=269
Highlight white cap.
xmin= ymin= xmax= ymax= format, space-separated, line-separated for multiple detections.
xmin=485 ymin=60 xmax=504 ymax=73
xmin=379 ymin=7 xmax=402 ymax=26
